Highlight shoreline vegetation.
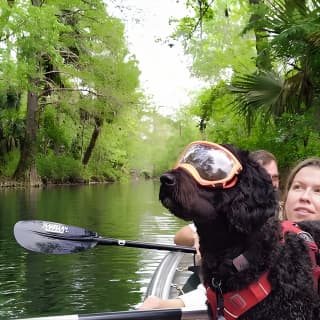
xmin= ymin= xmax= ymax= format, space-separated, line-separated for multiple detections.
xmin=0 ymin=177 xmax=114 ymax=188
xmin=0 ymin=173 xmax=154 ymax=188
xmin=1 ymin=2 xmax=320 ymax=190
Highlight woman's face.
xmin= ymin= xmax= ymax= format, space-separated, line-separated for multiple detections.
xmin=285 ymin=166 xmax=320 ymax=222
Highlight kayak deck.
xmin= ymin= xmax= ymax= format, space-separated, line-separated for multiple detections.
xmin=146 ymin=251 xmax=200 ymax=300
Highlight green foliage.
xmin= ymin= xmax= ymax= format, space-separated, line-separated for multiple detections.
xmin=231 ymin=0 xmax=320 ymax=127
xmin=0 ymin=86 xmax=21 ymax=110
xmin=0 ymin=150 xmax=20 ymax=177
xmin=152 ymin=112 xmax=202 ymax=175
xmin=169 ymin=0 xmax=320 ymax=175
xmin=192 ymin=86 xmax=249 ymax=146
xmin=230 ymin=71 xmax=284 ymax=130
xmin=0 ymin=0 xmax=142 ymax=182
xmin=0 ymin=92 xmax=25 ymax=159
xmin=272 ymin=113 xmax=320 ymax=165
xmin=126 ymin=109 xmax=172 ymax=177
xmin=3 ymin=0 xmax=320 ymax=183
xmin=39 ymin=105 xmax=77 ymax=154
xmin=124 ymin=105 xmax=202 ymax=177
xmin=36 ymin=151 xmax=83 ymax=182
xmin=0 ymin=1 xmax=68 ymax=90
xmin=185 ymin=77 xmax=320 ymax=172
xmin=174 ymin=0 xmax=257 ymax=81
xmin=188 ymin=81 xmax=230 ymax=133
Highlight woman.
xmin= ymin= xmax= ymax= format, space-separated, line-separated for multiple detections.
xmin=140 ymin=157 xmax=320 ymax=310
xmin=282 ymin=157 xmax=320 ymax=222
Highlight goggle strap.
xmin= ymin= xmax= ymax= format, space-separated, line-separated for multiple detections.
xmin=221 ymin=176 xmax=238 ymax=188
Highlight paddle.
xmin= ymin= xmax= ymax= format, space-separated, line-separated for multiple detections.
xmin=14 ymin=220 xmax=196 ymax=254
xmin=15 ymin=306 xmax=208 ymax=320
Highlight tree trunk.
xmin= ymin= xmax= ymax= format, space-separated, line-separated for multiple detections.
xmin=0 ymin=126 xmax=6 ymax=166
xmin=12 ymin=0 xmax=44 ymax=186
xmin=249 ymin=0 xmax=272 ymax=71
xmin=82 ymin=116 xmax=103 ymax=165
xmin=13 ymin=89 xmax=42 ymax=186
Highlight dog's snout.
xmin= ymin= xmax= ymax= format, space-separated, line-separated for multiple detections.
xmin=160 ymin=173 xmax=176 ymax=186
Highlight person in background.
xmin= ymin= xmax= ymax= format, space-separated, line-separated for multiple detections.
xmin=250 ymin=149 xmax=279 ymax=190
xmin=139 ymin=157 xmax=320 ymax=309
xmin=174 ymin=149 xmax=280 ymax=247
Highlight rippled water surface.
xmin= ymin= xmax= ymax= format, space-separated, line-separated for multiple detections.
xmin=0 ymin=180 xmax=186 ymax=319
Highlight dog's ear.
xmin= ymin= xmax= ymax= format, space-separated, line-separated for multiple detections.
xmin=225 ymin=148 xmax=278 ymax=234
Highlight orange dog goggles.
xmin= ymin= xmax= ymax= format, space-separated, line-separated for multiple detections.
xmin=175 ymin=141 xmax=243 ymax=188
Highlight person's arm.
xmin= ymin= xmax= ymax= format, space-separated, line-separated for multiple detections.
xmin=177 ymin=284 xmax=206 ymax=308
xmin=175 ymin=223 xmax=201 ymax=265
xmin=139 ymin=285 xmax=207 ymax=310
xmin=174 ymin=224 xmax=197 ymax=247
xmin=139 ymin=296 xmax=185 ymax=310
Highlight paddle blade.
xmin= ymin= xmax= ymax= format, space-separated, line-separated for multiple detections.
xmin=14 ymin=220 xmax=98 ymax=254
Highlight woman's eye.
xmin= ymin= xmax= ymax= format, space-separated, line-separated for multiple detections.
xmin=314 ymin=187 xmax=320 ymax=193
xmin=292 ymin=184 xmax=301 ymax=190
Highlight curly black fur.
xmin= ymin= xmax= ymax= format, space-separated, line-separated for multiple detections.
xmin=159 ymin=144 xmax=320 ymax=319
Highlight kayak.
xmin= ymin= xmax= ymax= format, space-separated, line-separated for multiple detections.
xmin=144 ymin=251 xmax=208 ymax=319
xmin=146 ymin=251 xmax=201 ymax=299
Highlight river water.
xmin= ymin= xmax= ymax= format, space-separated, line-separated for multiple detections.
xmin=0 ymin=180 xmax=186 ymax=319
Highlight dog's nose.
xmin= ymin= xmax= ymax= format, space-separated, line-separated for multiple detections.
xmin=160 ymin=173 xmax=176 ymax=186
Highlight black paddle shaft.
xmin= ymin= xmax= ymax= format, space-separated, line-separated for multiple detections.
xmin=14 ymin=220 xmax=196 ymax=254
xmin=96 ymin=237 xmax=196 ymax=252
xmin=15 ymin=307 xmax=209 ymax=320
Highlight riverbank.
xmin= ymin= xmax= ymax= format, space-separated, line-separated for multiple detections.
xmin=0 ymin=175 xmax=151 ymax=188
xmin=0 ymin=179 xmax=26 ymax=188
xmin=0 ymin=177 xmax=97 ymax=188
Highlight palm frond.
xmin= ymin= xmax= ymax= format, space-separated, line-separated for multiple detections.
xmin=230 ymin=71 xmax=283 ymax=117
xmin=230 ymin=69 xmax=314 ymax=130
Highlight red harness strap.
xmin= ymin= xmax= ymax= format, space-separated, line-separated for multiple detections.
xmin=206 ymin=221 xmax=320 ymax=320
xmin=281 ymin=221 xmax=320 ymax=291
xmin=206 ymin=272 xmax=271 ymax=320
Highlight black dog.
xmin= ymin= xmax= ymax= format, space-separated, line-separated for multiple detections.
xmin=159 ymin=142 xmax=320 ymax=319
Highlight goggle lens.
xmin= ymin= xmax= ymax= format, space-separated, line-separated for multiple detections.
xmin=180 ymin=144 xmax=234 ymax=181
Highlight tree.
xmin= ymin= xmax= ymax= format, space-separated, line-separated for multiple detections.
xmin=230 ymin=0 xmax=320 ymax=131
xmin=0 ymin=87 xmax=22 ymax=167
xmin=173 ymin=0 xmax=257 ymax=81
xmin=0 ymin=0 xmax=141 ymax=184
xmin=171 ymin=0 xmax=320 ymax=169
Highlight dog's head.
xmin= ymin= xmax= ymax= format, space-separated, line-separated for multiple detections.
xmin=159 ymin=141 xmax=278 ymax=234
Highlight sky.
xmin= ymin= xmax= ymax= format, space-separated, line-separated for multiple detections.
xmin=109 ymin=0 xmax=204 ymax=116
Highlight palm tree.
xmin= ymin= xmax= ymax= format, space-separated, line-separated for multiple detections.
xmin=230 ymin=0 xmax=320 ymax=131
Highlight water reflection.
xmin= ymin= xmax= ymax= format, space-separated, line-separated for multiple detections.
xmin=0 ymin=181 xmax=186 ymax=319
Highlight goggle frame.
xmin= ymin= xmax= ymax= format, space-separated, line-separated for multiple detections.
xmin=174 ymin=141 xmax=243 ymax=188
